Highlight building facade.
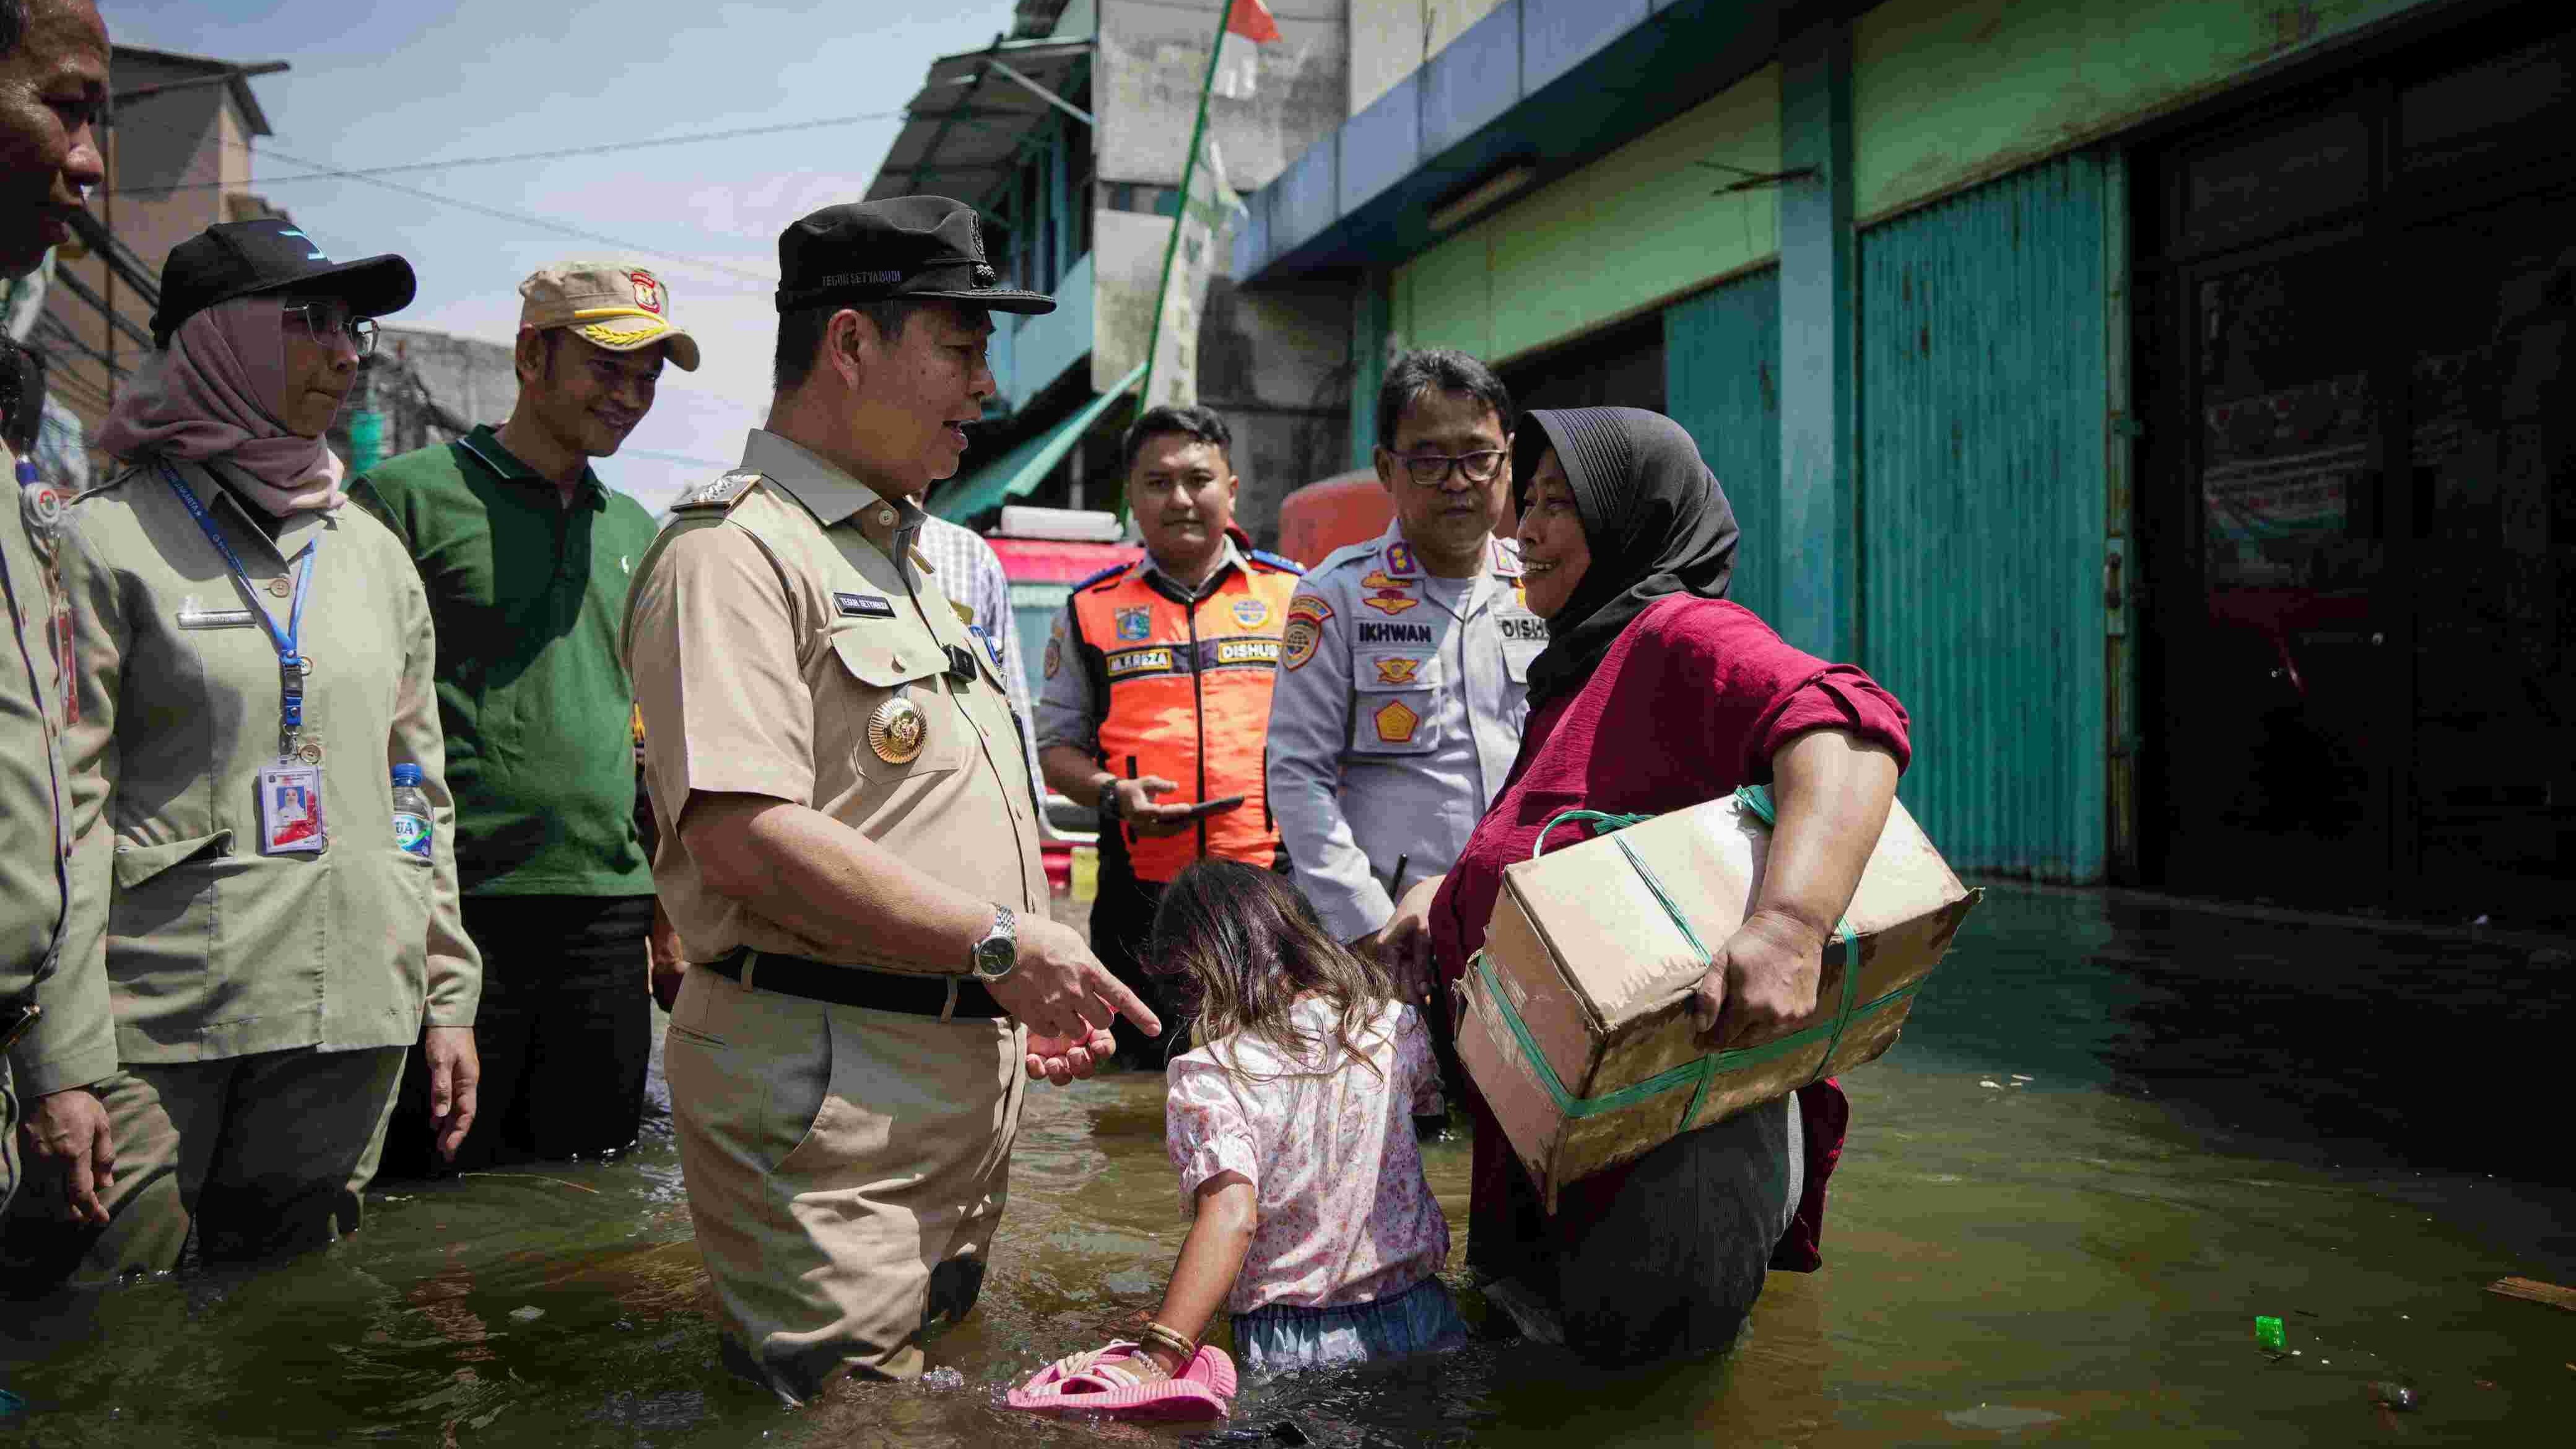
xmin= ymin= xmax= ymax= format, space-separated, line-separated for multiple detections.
xmin=1227 ymin=0 xmax=2571 ymax=921
xmin=38 ymin=46 xmax=292 ymax=481
xmin=871 ymin=0 xmax=1357 ymax=542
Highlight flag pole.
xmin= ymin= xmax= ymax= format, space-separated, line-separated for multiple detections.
xmin=1136 ymin=0 xmax=1237 ymax=411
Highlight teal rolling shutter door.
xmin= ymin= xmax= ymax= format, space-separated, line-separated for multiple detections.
xmin=1858 ymin=152 xmax=2110 ymax=882
xmin=1664 ymin=267 xmax=1783 ymax=625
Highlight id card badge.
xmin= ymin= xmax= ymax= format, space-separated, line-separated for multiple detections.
xmin=256 ymin=759 xmax=328 ymax=855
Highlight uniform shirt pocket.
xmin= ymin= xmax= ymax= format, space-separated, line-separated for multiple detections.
xmin=1353 ymin=651 xmax=1442 ymax=755
xmin=1495 ymin=610 xmax=1549 ymax=684
xmin=827 ymin=621 xmax=970 ymax=781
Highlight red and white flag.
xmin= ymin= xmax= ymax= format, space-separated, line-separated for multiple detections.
xmin=1214 ymin=0 xmax=1279 ymax=98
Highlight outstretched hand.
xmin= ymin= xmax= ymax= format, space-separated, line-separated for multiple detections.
xmin=990 ymin=913 xmax=1162 ymax=1071
xmin=1024 ymin=1025 xmax=1116 ymax=1084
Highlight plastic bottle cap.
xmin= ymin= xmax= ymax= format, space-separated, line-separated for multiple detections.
xmin=391 ymin=764 xmax=423 ymax=786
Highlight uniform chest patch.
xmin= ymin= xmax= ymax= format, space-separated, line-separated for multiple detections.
xmin=1043 ymin=635 xmax=1064 ymax=679
xmin=1231 ymin=596 xmax=1270 ymax=627
xmin=1357 ymin=620 xmax=1434 ymax=645
xmin=1361 ymin=590 xmax=1419 ymax=617
xmin=1383 ymin=541 xmax=1419 ymax=575
xmin=1115 ymin=604 xmax=1153 ymax=642
xmin=835 ymin=591 xmax=896 ymax=619
xmin=1359 ymin=570 xmax=1410 ymax=591
xmin=1499 ymin=614 xmax=1548 ymax=642
xmin=1374 ymin=698 xmax=1421 ymax=744
xmin=1373 ymin=656 xmax=1422 ymax=685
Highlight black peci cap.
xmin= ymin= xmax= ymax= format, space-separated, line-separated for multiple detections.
xmin=152 ymin=219 xmax=417 ymax=348
xmin=774 ymin=195 xmax=1055 ymax=316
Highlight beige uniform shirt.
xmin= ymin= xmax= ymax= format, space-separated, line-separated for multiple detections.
xmin=58 ymin=458 xmax=479 ymax=1063
xmin=1 ymin=441 xmax=110 ymax=1095
xmin=624 ymin=429 xmax=1046 ymax=971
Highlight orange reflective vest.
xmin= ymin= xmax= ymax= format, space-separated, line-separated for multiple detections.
xmin=1068 ymin=547 xmax=1305 ymax=883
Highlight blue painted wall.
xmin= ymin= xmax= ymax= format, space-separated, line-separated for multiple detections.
xmin=1663 ymin=267 xmax=1783 ymax=626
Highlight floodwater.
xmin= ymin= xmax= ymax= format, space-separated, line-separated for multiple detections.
xmin=4 ymin=885 xmax=2572 ymax=1446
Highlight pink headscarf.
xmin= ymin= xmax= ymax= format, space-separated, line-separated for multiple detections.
xmin=97 ymin=295 xmax=347 ymax=515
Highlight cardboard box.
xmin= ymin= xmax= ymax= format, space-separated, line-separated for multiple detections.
xmin=1456 ymin=789 xmax=1980 ymax=1211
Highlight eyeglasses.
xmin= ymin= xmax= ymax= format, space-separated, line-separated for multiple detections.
xmin=1391 ymin=448 xmax=1507 ymax=487
xmin=282 ymin=301 xmax=381 ymax=359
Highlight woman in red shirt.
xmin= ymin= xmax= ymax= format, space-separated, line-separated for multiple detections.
xmin=1382 ymin=406 xmax=1913 ymax=1365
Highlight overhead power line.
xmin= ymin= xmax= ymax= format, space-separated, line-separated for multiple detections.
xmin=111 ymin=109 xmax=912 ymax=196
xmin=105 ymin=114 xmax=780 ymax=294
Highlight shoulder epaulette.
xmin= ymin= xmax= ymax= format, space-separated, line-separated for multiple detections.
xmin=1072 ymin=560 xmax=1133 ymax=593
xmin=1248 ymin=548 xmax=1306 ymax=575
xmin=669 ymin=469 xmax=767 ymax=513
xmin=1313 ymin=538 xmax=1378 ymax=575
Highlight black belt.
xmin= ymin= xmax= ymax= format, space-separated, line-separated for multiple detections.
xmin=702 ymin=949 xmax=1007 ymax=1020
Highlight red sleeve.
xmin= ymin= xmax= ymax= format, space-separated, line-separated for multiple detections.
xmin=1647 ymin=599 xmax=1913 ymax=784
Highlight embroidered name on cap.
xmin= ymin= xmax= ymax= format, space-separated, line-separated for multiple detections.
xmin=821 ymin=270 xmax=906 ymax=287
xmin=835 ymin=592 xmax=897 ymax=619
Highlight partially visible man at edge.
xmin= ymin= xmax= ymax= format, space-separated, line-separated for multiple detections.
xmin=358 ymin=262 xmax=698 ymax=1177
xmin=1035 ymin=404 xmax=1305 ymax=1068
xmin=625 ymin=195 xmax=1154 ymax=1400
xmin=0 ymin=0 xmax=113 ymax=1227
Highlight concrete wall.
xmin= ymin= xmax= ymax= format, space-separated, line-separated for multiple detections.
xmin=1090 ymin=0 xmax=1359 ymax=542
xmin=379 ymin=327 xmax=520 ymax=433
xmin=1346 ymin=0 xmax=1510 ymax=118
xmin=1095 ymin=0 xmax=1349 ymax=189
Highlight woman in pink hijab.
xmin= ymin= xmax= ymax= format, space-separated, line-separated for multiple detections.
xmin=0 ymin=220 xmax=486 ymax=1289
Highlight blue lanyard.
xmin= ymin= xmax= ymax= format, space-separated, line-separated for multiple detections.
xmin=155 ymin=460 xmax=318 ymax=744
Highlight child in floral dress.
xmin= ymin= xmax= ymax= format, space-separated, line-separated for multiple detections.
xmin=1049 ymin=858 xmax=1466 ymax=1382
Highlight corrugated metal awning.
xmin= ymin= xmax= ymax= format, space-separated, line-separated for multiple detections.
xmin=866 ymin=37 xmax=1091 ymax=204
xmin=931 ymin=360 xmax=1143 ymax=523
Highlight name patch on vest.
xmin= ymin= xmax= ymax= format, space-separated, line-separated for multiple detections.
xmin=1106 ymin=646 xmax=1177 ymax=679
xmin=1499 ymin=615 xmax=1548 ymax=641
xmin=1357 ymin=620 xmax=1435 ymax=645
xmin=835 ymin=592 xmax=897 ymax=619
xmin=1214 ymin=638 xmax=1281 ymax=667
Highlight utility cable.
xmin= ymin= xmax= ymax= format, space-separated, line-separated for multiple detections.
xmin=110 ymin=109 xmax=913 ymax=196
xmin=104 ymin=113 xmax=779 ymax=293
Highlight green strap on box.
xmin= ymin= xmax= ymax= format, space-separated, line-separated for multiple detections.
xmin=1492 ymin=787 xmax=1904 ymax=1132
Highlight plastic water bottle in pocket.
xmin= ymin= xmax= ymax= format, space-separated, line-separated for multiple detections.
xmin=392 ymin=763 xmax=433 ymax=860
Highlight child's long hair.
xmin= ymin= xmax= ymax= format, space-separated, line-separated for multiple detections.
xmin=1147 ymin=859 xmax=1401 ymax=1081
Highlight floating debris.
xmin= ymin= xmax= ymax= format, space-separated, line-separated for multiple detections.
xmin=920 ymin=1367 xmax=965 ymax=1391
xmin=1943 ymin=1404 xmax=2063 ymax=1431
xmin=2255 ymin=1315 xmax=2286 ymax=1351
xmin=2487 ymin=1277 xmax=2576 ymax=1312
xmin=2368 ymin=1381 xmax=2419 ymax=1411
xmin=1979 ymin=1079 xmax=2004 ymax=1089
xmin=508 ymin=1306 xmax=545 ymax=1323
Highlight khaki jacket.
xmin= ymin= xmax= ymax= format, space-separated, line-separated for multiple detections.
xmin=1 ymin=441 xmax=110 ymax=1094
xmin=624 ymin=429 xmax=1046 ymax=970
xmin=58 ymin=458 xmax=479 ymax=1063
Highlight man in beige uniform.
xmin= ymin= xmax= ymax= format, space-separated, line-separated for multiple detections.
xmin=625 ymin=196 xmax=1154 ymax=1402
xmin=1 ymin=0 xmax=116 ymax=1225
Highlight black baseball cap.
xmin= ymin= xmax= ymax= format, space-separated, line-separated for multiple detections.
xmin=152 ymin=219 xmax=418 ymax=347
xmin=774 ymin=195 xmax=1055 ymax=316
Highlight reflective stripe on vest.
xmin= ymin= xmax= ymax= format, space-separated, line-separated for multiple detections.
xmin=1074 ymin=560 xmax=1301 ymax=883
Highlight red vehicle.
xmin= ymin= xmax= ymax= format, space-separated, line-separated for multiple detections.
xmin=984 ymin=507 xmax=1141 ymax=893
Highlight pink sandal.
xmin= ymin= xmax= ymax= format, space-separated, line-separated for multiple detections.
xmin=1006 ymin=1340 xmax=1237 ymax=1419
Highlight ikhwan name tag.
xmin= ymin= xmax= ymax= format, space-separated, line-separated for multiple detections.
xmin=835 ymin=592 xmax=897 ymax=619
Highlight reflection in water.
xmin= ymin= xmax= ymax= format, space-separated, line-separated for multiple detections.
xmin=2 ymin=887 xmax=2572 ymax=1445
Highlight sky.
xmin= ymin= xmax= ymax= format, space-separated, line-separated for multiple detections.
xmin=109 ymin=0 xmax=1026 ymax=513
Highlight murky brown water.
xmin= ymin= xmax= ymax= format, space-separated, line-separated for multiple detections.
xmin=4 ymin=886 xmax=2572 ymax=1445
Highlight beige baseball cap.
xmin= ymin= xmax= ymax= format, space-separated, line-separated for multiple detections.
xmin=518 ymin=261 xmax=701 ymax=371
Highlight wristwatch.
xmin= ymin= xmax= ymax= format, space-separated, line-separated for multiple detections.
xmin=1097 ymin=778 xmax=1123 ymax=824
xmin=968 ymin=904 xmax=1018 ymax=984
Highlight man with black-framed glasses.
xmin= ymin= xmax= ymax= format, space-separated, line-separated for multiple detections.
xmin=1266 ymin=348 xmax=1546 ymax=993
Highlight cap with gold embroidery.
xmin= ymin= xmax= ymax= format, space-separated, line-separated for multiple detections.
xmin=518 ymin=261 xmax=701 ymax=371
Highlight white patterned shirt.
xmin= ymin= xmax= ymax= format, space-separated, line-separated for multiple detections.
xmin=914 ymin=512 xmax=1048 ymax=809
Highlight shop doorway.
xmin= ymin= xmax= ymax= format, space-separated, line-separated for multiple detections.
xmin=2136 ymin=15 xmax=2575 ymax=920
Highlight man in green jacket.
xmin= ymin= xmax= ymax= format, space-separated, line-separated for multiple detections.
xmin=359 ymin=261 xmax=695 ymax=1175
xmin=1 ymin=0 xmax=114 ymax=1227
